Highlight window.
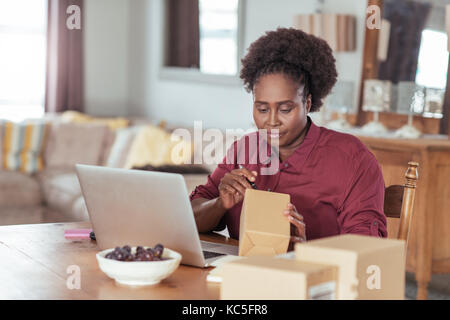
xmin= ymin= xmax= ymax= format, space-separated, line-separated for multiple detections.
xmin=199 ymin=0 xmax=239 ymax=75
xmin=0 ymin=0 xmax=47 ymax=121
xmin=415 ymin=29 xmax=449 ymax=90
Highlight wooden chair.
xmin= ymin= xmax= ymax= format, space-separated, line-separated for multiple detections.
xmin=384 ymin=161 xmax=419 ymax=247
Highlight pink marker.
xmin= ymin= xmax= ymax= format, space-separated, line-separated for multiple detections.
xmin=64 ymin=229 xmax=92 ymax=239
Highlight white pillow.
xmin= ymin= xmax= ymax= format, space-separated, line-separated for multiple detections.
xmin=106 ymin=126 xmax=141 ymax=168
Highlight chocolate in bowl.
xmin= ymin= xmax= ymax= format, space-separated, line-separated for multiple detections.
xmin=105 ymin=244 xmax=172 ymax=262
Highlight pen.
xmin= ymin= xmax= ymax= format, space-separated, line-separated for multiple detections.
xmin=239 ymin=165 xmax=258 ymax=189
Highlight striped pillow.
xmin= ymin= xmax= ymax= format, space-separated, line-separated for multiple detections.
xmin=1 ymin=121 xmax=50 ymax=174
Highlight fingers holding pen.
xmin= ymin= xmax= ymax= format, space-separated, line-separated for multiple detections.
xmin=218 ymin=168 xmax=257 ymax=209
xmin=237 ymin=166 xmax=258 ymax=182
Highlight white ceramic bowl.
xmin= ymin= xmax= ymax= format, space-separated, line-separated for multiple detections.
xmin=96 ymin=247 xmax=182 ymax=286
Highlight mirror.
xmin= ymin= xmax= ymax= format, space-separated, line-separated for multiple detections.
xmin=369 ymin=0 xmax=449 ymax=118
xmin=161 ymin=0 xmax=245 ymax=83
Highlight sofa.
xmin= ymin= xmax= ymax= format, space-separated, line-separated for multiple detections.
xmin=0 ymin=114 xmax=217 ymax=226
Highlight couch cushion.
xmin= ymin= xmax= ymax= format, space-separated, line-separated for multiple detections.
xmin=1 ymin=120 xmax=50 ymax=173
xmin=44 ymin=122 xmax=110 ymax=170
xmin=0 ymin=171 xmax=42 ymax=206
xmin=37 ymin=170 xmax=82 ymax=214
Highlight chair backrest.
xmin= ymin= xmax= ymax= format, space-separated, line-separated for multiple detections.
xmin=384 ymin=161 xmax=419 ymax=246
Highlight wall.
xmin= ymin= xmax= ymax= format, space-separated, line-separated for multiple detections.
xmin=83 ymin=0 xmax=129 ymax=116
xmin=128 ymin=0 xmax=255 ymax=130
xmin=85 ymin=0 xmax=368 ymax=129
xmin=324 ymin=0 xmax=368 ymax=112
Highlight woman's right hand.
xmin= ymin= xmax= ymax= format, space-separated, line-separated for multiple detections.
xmin=217 ymin=168 xmax=258 ymax=210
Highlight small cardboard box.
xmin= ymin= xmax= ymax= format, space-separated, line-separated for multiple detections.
xmin=220 ymin=256 xmax=338 ymax=300
xmin=295 ymin=234 xmax=406 ymax=300
xmin=239 ymin=189 xmax=290 ymax=257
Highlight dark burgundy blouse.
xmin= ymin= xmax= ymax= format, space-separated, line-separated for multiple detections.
xmin=190 ymin=117 xmax=387 ymax=241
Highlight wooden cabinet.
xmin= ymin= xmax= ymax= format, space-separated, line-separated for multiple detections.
xmin=357 ymin=135 xmax=450 ymax=299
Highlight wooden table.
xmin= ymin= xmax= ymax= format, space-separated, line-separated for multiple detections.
xmin=357 ymin=135 xmax=450 ymax=300
xmin=0 ymin=221 xmax=238 ymax=299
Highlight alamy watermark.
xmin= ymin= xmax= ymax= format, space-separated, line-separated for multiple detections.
xmin=366 ymin=264 xmax=382 ymax=290
xmin=169 ymin=121 xmax=280 ymax=176
xmin=66 ymin=265 xmax=81 ymax=290
xmin=366 ymin=4 xmax=382 ymax=30
xmin=64 ymin=262 xmax=382 ymax=293
xmin=65 ymin=4 xmax=382 ymax=31
xmin=66 ymin=5 xmax=81 ymax=30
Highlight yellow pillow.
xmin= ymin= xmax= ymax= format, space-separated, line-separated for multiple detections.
xmin=61 ymin=111 xmax=129 ymax=130
xmin=125 ymin=125 xmax=192 ymax=168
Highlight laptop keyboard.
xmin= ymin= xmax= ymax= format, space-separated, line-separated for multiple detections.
xmin=203 ymin=250 xmax=226 ymax=260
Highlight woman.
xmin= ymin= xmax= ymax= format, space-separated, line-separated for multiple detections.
xmin=190 ymin=28 xmax=387 ymax=248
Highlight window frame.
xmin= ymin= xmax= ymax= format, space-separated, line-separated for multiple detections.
xmin=159 ymin=0 xmax=246 ymax=86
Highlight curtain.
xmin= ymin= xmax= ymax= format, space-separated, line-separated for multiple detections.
xmin=166 ymin=0 xmax=200 ymax=68
xmin=377 ymin=0 xmax=431 ymax=83
xmin=45 ymin=0 xmax=83 ymax=113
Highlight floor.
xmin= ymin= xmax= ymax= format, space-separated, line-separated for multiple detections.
xmin=406 ymin=272 xmax=450 ymax=300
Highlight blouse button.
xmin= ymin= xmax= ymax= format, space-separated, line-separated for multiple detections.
xmin=267 ymin=188 xmax=271 ymax=192
xmin=373 ymin=221 xmax=378 ymax=226
xmin=284 ymin=163 xmax=289 ymax=168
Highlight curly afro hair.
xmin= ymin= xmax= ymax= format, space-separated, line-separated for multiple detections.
xmin=240 ymin=27 xmax=338 ymax=112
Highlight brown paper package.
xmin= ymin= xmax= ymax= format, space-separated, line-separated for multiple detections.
xmin=221 ymin=256 xmax=338 ymax=300
xmin=295 ymin=234 xmax=406 ymax=299
xmin=238 ymin=189 xmax=290 ymax=257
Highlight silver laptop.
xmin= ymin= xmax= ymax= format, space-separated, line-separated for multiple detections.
xmin=75 ymin=164 xmax=238 ymax=267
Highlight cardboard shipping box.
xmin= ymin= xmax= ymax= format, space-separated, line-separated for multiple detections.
xmin=239 ymin=189 xmax=290 ymax=257
xmin=295 ymin=234 xmax=406 ymax=299
xmin=221 ymin=256 xmax=338 ymax=300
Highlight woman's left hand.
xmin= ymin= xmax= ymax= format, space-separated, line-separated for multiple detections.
xmin=283 ymin=203 xmax=306 ymax=250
